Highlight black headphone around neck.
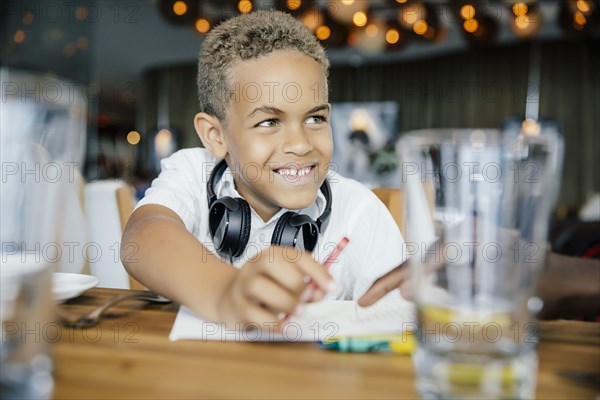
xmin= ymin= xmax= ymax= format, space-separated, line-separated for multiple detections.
xmin=207 ymin=159 xmax=332 ymax=259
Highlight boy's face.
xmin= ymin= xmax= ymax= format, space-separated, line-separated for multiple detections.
xmin=220 ymin=50 xmax=333 ymax=221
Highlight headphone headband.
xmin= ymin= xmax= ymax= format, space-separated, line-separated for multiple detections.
xmin=206 ymin=159 xmax=226 ymax=207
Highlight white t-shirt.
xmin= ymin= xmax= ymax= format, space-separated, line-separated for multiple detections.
xmin=137 ymin=148 xmax=407 ymax=300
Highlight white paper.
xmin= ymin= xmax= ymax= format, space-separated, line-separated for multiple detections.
xmin=169 ymin=300 xmax=416 ymax=342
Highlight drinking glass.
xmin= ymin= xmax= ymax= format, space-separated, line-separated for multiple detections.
xmin=1 ymin=68 xmax=86 ymax=399
xmin=398 ymin=127 xmax=563 ymax=399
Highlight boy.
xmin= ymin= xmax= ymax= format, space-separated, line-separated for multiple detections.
xmin=122 ymin=10 xmax=405 ymax=330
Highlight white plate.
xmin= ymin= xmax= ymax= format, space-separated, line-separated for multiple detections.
xmin=53 ymin=273 xmax=100 ymax=303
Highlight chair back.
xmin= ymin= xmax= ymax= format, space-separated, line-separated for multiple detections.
xmin=85 ymin=181 xmax=145 ymax=289
xmin=372 ymin=183 xmax=435 ymax=238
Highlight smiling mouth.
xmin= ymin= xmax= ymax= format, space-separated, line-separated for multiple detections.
xmin=274 ymin=166 xmax=314 ymax=177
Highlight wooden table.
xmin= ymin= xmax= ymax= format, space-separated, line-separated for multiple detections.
xmin=53 ymin=288 xmax=600 ymax=399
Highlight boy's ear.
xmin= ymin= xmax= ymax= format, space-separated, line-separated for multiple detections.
xmin=194 ymin=112 xmax=228 ymax=159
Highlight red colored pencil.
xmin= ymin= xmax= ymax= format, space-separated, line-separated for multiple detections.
xmin=323 ymin=236 xmax=350 ymax=269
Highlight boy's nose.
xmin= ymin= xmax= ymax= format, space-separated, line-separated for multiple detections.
xmin=282 ymin=127 xmax=313 ymax=156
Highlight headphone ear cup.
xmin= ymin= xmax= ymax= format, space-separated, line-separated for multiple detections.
xmin=271 ymin=212 xmax=296 ymax=248
xmin=272 ymin=212 xmax=320 ymax=251
xmin=208 ymin=197 xmax=251 ymax=258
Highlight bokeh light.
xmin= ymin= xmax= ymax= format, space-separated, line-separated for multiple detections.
xmin=195 ymin=18 xmax=211 ymax=33
xmin=316 ymin=25 xmax=331 ymax=40
xmin=172 ymin=1 xmax=188 ymax=16
xmin=460 ymin=4 xmax=476 ymax=20
xmin=353 ymin=11 xmax=368 ymax=27
xmin=127 ymin=131 xmax=141 ymax=145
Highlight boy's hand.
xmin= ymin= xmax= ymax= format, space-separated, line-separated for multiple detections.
xmin=216 ymin=245 xmax=336 ymax=330
xmin=357 ymin=260 xmax=411 ymax=307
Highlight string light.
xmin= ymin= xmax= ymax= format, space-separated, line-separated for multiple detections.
xmin=575 ymin=10 xmax=587 ymax=23
xmin=398 ymin=2 xmax=426 ymax=28
xmin=172 ymin=1 xmax=188 ymax=16
xmin=127 ymin=131 xmax=141 ymax=145
xmin=573 ymin=11 xmax=587 ymax=29
xmin=413 ymin=20 xmax=428 ymax=35
xmin=460 ymin=8 xmax=498 ymax=46
xmin=576 ymin=0 xmax=591 ymax=13
xmin=515 ymin=14 xmax=530 ymax=30
xmin=195 ymin=18 xmax=211 ymax=33
xmin=353 ymin=11 xmax=368 ymax=27
xmin=353 ymin=19 xmax=387 ymax=53
xmin=560 ymin=0 xmax=597 ymax=35
xmin=13 ymin=30 xmax=25 ymax=44
xmin=328 ymin=0 xmax=368 ymax=24
xmin=155 ymin=0 xmax=583 ymax=51
xmin=315 ymin=13 xmax=350 ymax=46
xmin=463 ymin=18 xmax=479 ymax=33
xmin=385 ymin=19 xmax=406 ymax=50
xmin=510 ymin=4 xmax=542 ymax=38
xmin=238 ymin=0 xmax=253 ymax=14
xmin=460 ymin=4 xmax=476 ymax=20
xmin=316 ymin=25 xmax=331 ymax=40
xmin=301 ymin=8 xmax=324 ymax=31
xmin=401 ymin=9 xmax=419 ymax=26
xmin=386 ymin=28 xmax=400 ymax=44
xmin=286 ymin=0 xmax=301 ymax=11
xmin=365 ymin=23 xmax=379 ymax=37
xmin=512 ymin=2 xmax=528 ymax=17
xmin=459 ymin=2 xmax=477 ymax=40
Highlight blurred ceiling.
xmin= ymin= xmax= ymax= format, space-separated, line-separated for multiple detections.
xmin=1 ymin=0 xmax=598 ymax=127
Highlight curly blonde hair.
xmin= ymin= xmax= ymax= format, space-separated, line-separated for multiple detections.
xmin=197 ymin=10 xmax=330 ymax=122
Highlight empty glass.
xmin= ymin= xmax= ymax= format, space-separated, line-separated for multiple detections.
xmin=1 ymin=68 xmax=87 ymax=399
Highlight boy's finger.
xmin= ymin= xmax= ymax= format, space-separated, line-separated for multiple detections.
xmin=357 ymin=262 xmax=408 ymax=307
xmin=399 ymin=280 xmax=414 ymax=301
xmin=259 ymin=248 xmax=309 ymax=294
xmin=246 ymin=275 xmax=298 ymax=315
xmin=241 ymin=303 xmax=283 ymax=332
xmin=294 ymin=253 xmax=336 ymax=294
xmin=304 ymin=286 xmax=328 ymax=303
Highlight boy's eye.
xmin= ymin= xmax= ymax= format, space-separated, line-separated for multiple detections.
xmin=255 ymin=119 xmax=278 ymax=128
xmin=306 ymin=115 xmax=328 ymax=125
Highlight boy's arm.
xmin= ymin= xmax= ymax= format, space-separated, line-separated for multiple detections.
xmin=121 ymin=204 xmax=236 ymax=323
xmin=121 ymin=204 xmax=335 ymax=328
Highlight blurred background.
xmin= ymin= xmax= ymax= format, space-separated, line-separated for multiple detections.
xmin=1 ymin=0 xmax=598 ymax=230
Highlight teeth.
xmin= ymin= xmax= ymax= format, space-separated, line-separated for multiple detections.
xmin=276 ymin=167 xmax=312 ymax=177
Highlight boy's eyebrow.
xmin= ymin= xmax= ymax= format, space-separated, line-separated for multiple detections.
xmin=306 ymin=104 xmax=331 ymax=114
xmin=247 ymin=106 xmax=284 ymax=119
xmin=247 ymin=104 xmax=330 ymax=119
